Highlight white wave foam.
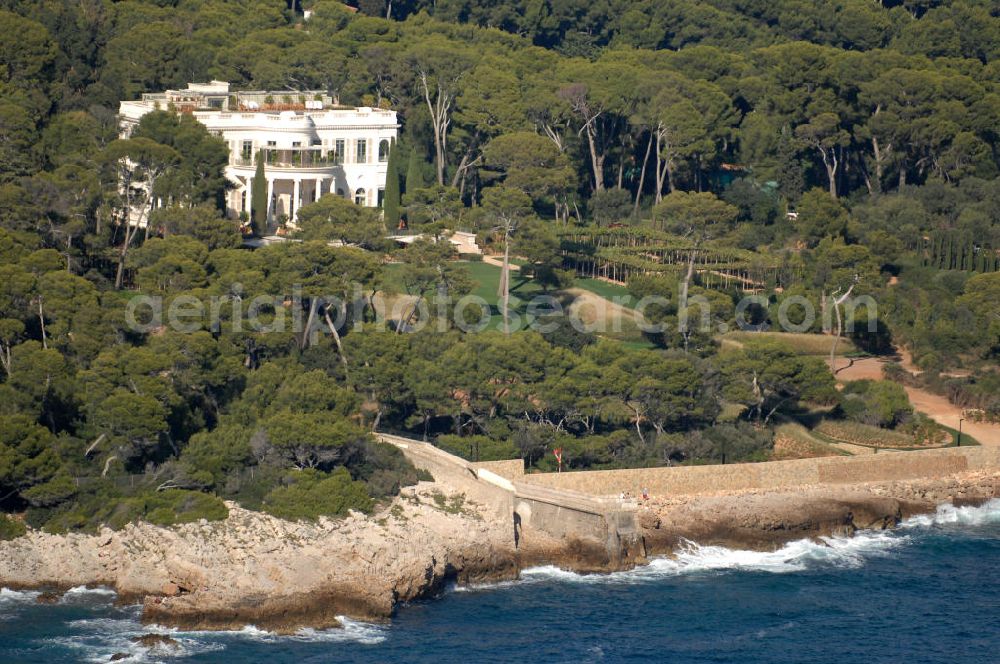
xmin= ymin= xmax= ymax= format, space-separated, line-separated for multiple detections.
xmin=518 ymin=499 xmax=1000 ymax=587
xmin=51 ymin=632 xmax=224 ymax=663
xmin=297 ymin=617 xmax=387 ymax=644
xmin=142 ymin=617 xmax=386 ymax=646
xmin=901 ymin=498 xmax=1000 ymax=529
xmin=453 ymin=578 xmax=522 ymax=593
xmin=0 ymin=587 xmax=39 ymax=621
xmin=0 ymin=587 xmax=41 ymax=603
xmin=57 ymin=614 xmax=225 ymax=663
xmin=60 ymin=586 xmax=117 ymax=603
xmin=677 ymin=530 xmax=903 ymax=573
xmin=519 ymin=529 xmax=908 ymax=585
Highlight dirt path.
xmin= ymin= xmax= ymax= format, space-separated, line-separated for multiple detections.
xmin=563 ymin=287 xmax=636 ymax=329
xmin=833 ymin=356 xmax=999 ymax=446
xmin=829 ymin=441 xmax=880 ymax=455
xmin=481 ymin=255 xmax=521 ymax=270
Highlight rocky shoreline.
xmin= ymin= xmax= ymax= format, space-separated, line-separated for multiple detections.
xmin=2 ymin=471 xmax=998 ymax=633
xmin=640 ymin=470 xmax=1000 ymax=553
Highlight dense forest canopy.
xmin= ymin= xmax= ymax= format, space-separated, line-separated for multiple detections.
xmin=0 ymin=0 xmax=998 ymax=536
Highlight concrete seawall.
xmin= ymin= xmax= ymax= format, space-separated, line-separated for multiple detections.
xmin=379 ymin=434 xmax=1000 ymax=568
xmin=377 ymin=434 xmax=644 ymax=570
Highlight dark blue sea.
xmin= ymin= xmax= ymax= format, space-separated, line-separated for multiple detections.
xmin=2 ymin=500 xmax=999 ymax=663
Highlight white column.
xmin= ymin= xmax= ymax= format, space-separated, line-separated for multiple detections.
xmin=314 ymin=178 xmax=321 ymax=202
xmin=245 ymin=178 xmax=252 ymax=216
xmin=266 ymin=177 xmax=275 ymax=225
xmin=292 ymin=178 xmax=301 ymax=223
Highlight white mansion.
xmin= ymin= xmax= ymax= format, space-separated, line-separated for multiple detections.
xmin=118 ymin=81 xmax=399 ymax=227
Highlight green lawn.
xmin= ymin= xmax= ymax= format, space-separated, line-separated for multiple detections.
xmin=466 ymin=263 xmax=657 ymax=341
xmin=465 ymin=261 xmax=546 ymax=303
xmin=384 ymin=261 xmax=552 ymax=332
xmin=937 ymin=423 xmax=981 ymax=447
xmin=382 ymin=261 xmax=651 ymax=338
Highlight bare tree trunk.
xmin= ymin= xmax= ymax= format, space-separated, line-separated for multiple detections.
xmin=679 ymin=247 xmax=698 ymax=354
xmin=829 ymin=285 xmax=855 ymax=372
xmin=114 ymin=173 xmax=135 ymax=290
xmin=499 ymin=229 xmax=512 ymax=335
xmin=37 ymin=297 xmax=47 ymax=350
xmin=450 ymin=151 xmax=479 ymax=189
xmin=871 ymin=136 xmax=887 ymax=195
xmin=115 ymin=171 xmax=161 ymax=289
xmin=822 ymin=147 xmax=839 ymax=199
xmin=301 ymin=297 xmax=318 ymax=349
xmin=585 ymin=124 xmax=604 ymax=192
xmin=419 ymin=72 xmax=451 ymax=186
xmin=541 ymin=123 xmax=564 ymax=153
xmin=634 ymin=132 xmax=653 ymax=215
xmin=654 ymin=141 xmax=664 ymax=204
xmin=0 ymin=343 xmax=11 ymax=377
xmin=830 ymin=304 xmax=842 ymax=372
xmin=114 ymin=246 xmax=127 ymax=288
xmin=861 ymin=161 xmax=875 ymax=197
xmin=323 ymin=302 xmax=350 ymax=371
xmin=101 ymin=455 xmax=117 ymax=477
xmin=632 ymin=407 xmax=646 ymax=445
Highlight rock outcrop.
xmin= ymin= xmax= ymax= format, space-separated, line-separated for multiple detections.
xmin=2 ymin=470 xmax=997 ymax=632
xmin=0 ymin=483 xmax=518 ymax=632
xmin=640 ymin=471 xmax=1000 ymax=553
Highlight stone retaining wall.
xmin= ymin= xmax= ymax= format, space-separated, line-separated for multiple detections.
xmin=517 ymin=446 xmax=1000 ymax=498
xmin=472 ymin=459 xmax=525 ymax=480
xmin=379 ymin=433 xmax=640 ymax=567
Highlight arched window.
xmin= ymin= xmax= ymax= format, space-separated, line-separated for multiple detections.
xmin=378 ymin=139 xmax=390 ymax=162
xmin=354 ymin=188 xmax=366 ymax=206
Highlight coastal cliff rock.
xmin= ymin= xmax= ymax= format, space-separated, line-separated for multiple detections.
xmin=3 ymin=471 xmax=997 ymax=632
xmin=0 ymin=483 xmax=517 ymax=632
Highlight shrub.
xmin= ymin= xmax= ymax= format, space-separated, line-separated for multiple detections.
xmin=351 ymin=441 xmax=423 ymax=497
xmin=104 ymin=490 xmax=229 ymax=529
xmin=262 ymin=468 xmax=373 ymax=521
xmin=849 ymin=312 xmax=893 ymax=354
xmin=224 ymin=465 xmax=285 ymax=511
xmin=435 ymin=434 xmax=519 ymax=462
xmin=840 ymin=380 xmax=912 ymax=428
xmin=664 ymin=423 xmax=774 ymax=464
xmin=538 ymin=314 xmax=597 ymax=353
xmin=0 ymin=514 xmax=27 ymax=540
xmin=898 ymin=413 xmax=950 ymax=446
xmin=31 ymin=484 xmax=228 ymax=533
xmin=21 ymin=474 xmax=78 ymax=507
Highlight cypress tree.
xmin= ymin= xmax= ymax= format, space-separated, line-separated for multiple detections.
xmin=405 ymin=149 xmax=425 ymax=194
xmin=383 ymin=141 xmax=401 ymax=228
xmin=252 ymin=150 xmax=267 ymax=235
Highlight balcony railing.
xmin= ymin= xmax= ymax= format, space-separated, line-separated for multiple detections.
xmin=233 ymin=148 xmax=343 ymax=168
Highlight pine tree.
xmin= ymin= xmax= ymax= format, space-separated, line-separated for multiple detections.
xmin=405 ymin=149 xmax=425 ymax=194
xmin=383 ymin=141 xmax=401 ymax=229
xmin=252 ymin=150 xmax=267 ymax=235
xmin=776 ymin=125 xmax=805 ymax=202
